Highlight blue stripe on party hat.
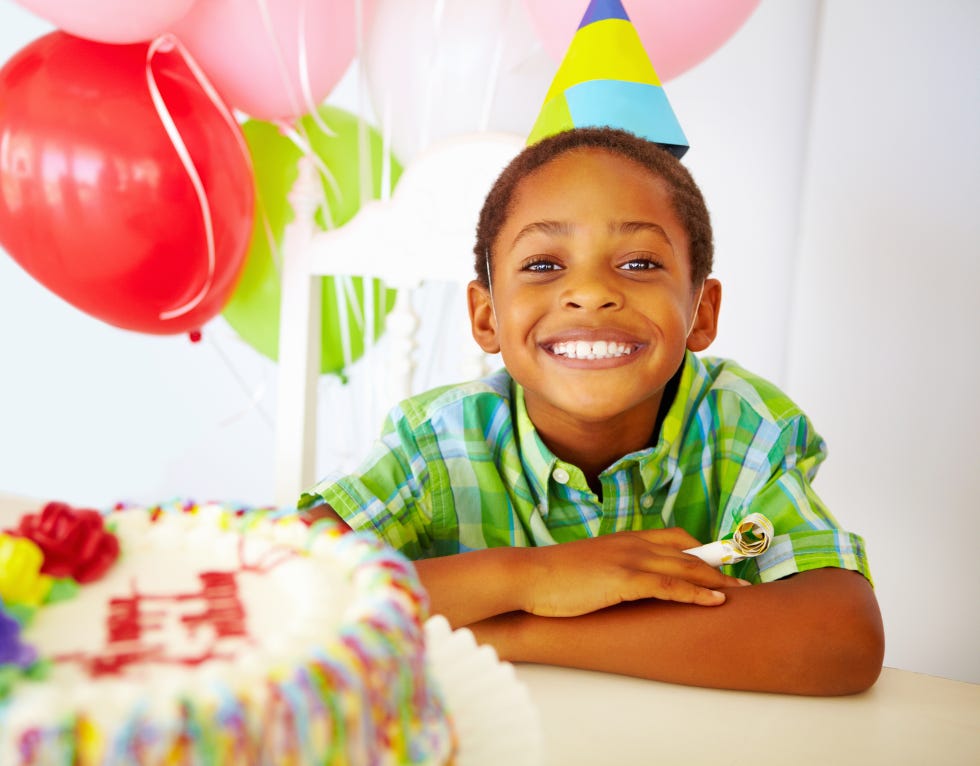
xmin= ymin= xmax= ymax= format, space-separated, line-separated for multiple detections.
xmin=578 ymin=0 xmax=630 ymax=26
xmin=527 ymin=0 xmax=689 ymax=157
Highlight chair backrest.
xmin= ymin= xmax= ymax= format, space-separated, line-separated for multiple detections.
xmin=274 ymin=132 xmax=523 ymax=507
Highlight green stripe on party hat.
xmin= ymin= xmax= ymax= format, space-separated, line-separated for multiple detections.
xmin=527 ymin=0 xmax=689 ymax=158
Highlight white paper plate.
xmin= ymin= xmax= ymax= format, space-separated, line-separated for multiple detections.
xmin=424 ymin=616 xmax=543 ymax=766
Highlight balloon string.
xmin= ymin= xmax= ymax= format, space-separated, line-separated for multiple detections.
xmin=381 ymin=94 xmax=393 ymax=201
xmin=206 ymin=333 xmax=275 ymax=429
xmin=276 ymin=121 xmax=341 ymax=230
xmin=353 ymin=0 xmax=378 ymax=432
xmin=335 ymin=276 xmax=354 ymax=371
xmin=298 ymin=0 xmax=335 ymax=135
xmin=162 ymin=34 xmax=250 ymax=164
xmin=419 ymin=2 xmax=445 ymax=150
xmin=255 ymin=0 xmax=299 ymax=124
xmin=340 ymin=273 xmax=366 ymax=335
xmin=432 ymin=0 xmax=446 ymax=27
xmin=254 ymin=0 xmax=333 ymax=134
xmin=146 ymin=35 xmax=219 ymax=321
xmin=480 ymin=0 xmax=512 ymax=132
xmin=259 ymin=195 xmax=282 ymax=278
xmin=353 ymin=0 xmax=377 ymax=362
xmin=355 ymin=0 xmax=372 ymax=210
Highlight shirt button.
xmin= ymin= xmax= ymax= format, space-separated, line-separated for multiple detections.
xmin=641 ymin=495 xmax=654 ymax=509
xmin=552 ymin=467 xmax=570 ymax=484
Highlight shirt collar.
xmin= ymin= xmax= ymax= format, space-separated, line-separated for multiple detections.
xmin=513 ymin=382 xmax=556 ymax=505
xmin=659 ymin=350 xmax=711 ymax=449
xmin=612 ymin=351 xmax=712 ymax=484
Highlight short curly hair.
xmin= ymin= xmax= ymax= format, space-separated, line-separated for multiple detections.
xmin=473 ymin=127 xmax=713 ymax=288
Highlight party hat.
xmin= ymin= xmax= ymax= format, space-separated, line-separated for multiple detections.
xmin=527 ymin=0 xmax=688 ymax=157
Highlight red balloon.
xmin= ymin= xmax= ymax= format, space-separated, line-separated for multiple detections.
xmin=0 ymin=32 xmax=254 ymax=335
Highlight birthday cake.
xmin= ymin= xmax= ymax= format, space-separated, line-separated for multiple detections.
xmin=0 ymin=501 xmax=454 ymax=765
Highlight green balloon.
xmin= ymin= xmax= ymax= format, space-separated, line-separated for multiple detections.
xmin=224 ymin=105 xmax=402 ymax=377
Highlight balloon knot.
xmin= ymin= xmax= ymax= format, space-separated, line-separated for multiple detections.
xmin=153 ymin=34 xmax=177 ymax=54
xmin=189 ymin=330 xmax=202 ymax=343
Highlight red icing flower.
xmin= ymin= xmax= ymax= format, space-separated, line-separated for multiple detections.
xmin=12 ymin=502 xmax=119 ymax=583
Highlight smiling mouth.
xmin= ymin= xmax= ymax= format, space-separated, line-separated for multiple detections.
xmin=546 ymin=340 xmax=638 ymax=360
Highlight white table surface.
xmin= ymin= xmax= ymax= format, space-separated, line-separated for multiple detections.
xmin=3 ymin=493 xmax=978 ymax=765
xmin=515 ymin=663 xmax=980 ymax=765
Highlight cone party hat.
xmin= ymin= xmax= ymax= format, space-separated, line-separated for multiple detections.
xmin=527 ymin=0 xmax=688 ymax=157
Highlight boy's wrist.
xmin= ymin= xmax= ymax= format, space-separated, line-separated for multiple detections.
xmin=415 ymin=545 xmax=534 ymax=625
xmin=485 ymin=545 xmax=536 ymax=615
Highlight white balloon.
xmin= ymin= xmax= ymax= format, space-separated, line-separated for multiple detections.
xmin=364 ymin=0 xmax=555 ymax=161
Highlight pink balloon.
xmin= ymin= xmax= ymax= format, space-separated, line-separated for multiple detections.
xmin=172 ymin=0 xmax=376 ymax=121
xmin=13 ymin=0 xmax=198 ymax=44
xmin=523 ymin=0 xmax=760 ymax=81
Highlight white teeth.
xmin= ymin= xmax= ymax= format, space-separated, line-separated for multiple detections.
xmin=550 ymin=340 xmax=635 ymax=359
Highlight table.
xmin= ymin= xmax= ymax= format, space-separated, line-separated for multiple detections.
xmin=3 ymin=493 xmax=978 ymax=765
xmin=515 ymin=663 xmax=980 ymax=765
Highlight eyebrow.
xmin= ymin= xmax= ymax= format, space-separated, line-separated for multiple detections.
xmin=510 ymin=219 xmax=673 ymax=249
xmin=616 ymin=220 xmax=672 ymax=245
xmin=510 ymin=220 xmax=573 ymax=249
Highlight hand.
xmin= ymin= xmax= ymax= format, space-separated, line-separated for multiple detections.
xmin=516 ymin=527 xmax=748 ymax=617
xmin=298 ymin=504 xmax=350 ymax=530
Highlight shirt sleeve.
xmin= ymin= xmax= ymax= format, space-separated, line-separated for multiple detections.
xmin=298 ymin=407 xmax=435 ymax=560
xmin=722 ymin=413 xmax=874 ymax=587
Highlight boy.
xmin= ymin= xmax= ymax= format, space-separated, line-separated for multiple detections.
xmin=301 ymin=127 xmax=884 ymax=696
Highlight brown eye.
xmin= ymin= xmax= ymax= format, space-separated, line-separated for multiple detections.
xmin=620 ymin=257 xmax=663 ymax=271
xmin=521 ymin=257 xmax=562 ymax=273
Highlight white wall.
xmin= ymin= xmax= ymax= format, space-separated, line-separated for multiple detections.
xmin=0 ymin=1 xmax=976 ymax=683
xmin=785 ymin=0 xmax=980 ymax=685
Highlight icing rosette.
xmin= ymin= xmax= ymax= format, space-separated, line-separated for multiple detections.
xmin=0 ymin=534 xmax=53 ymax=610
xmin=14 ymin=501 xmax=120 ymax=583
xmin=0 ymin=609 xmax=36 ymax=669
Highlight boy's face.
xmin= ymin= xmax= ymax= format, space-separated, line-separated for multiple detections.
xmin=468 ymin=147 xmax=720 ymax=435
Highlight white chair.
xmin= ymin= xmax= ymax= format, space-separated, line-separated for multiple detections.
xmin=274 ymin=132 xmax=524 ymax=507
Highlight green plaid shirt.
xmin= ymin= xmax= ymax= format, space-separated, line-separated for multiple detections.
xmin=302 ymin=352 xmax=872 ymax=584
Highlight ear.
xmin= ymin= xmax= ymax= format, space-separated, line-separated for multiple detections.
xmin=468 ymin=280 xmax=500 ymax=354
xmin=687 ymin=278 xmax=722 ymax=352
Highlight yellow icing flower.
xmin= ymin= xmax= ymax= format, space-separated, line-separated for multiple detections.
xmin=0 ymin=533 xmax=53 ymax=608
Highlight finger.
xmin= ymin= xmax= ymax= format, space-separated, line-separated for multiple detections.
xmin=623 ymin=570 xmax=728 ymax=606
xmin=631 ymin=526 xmax=704 ymax=551
xmin=633 ymin=547 xmax=746 ymax=589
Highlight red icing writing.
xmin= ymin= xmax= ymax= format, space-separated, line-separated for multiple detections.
xmin=54 ymin=540 xmax=298 ymax=678
xmin=180 ymin=571 xmax=248 ymax=639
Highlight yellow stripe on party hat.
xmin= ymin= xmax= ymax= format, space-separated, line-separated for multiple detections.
xmin=527 ymin=0 xmax=689 ymax=157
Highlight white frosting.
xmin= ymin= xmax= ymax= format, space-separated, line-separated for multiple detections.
xmin=23 ymin=508 xmax=354 ymax=691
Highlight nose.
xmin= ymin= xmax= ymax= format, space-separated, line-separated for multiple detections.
xmin=560 ymin=270 xmax=623 ymax=311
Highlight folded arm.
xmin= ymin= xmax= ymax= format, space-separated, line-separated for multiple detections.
xmin=415 ymin=535 xmax=883 ymax=696
xmin=305 ymin=506 xmax=883 ymax=695
xmin=467 ymin=566 xmax=883 ymax=696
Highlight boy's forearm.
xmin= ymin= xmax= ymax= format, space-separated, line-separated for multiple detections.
xmin=414 ymin=547 xmax=530 ymax=626
xmin=468 ymin=567 xmax=884 ymax=696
